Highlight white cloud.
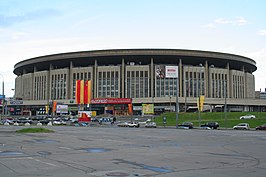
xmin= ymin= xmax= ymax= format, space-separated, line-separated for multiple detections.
xmin=234 ymin=16 xmax=248 ymax=25
xmin=12 ymin=31 xmax=28 ymax=40
xmin=202 ymin=23 xmax=216 ymax=29
xmin=258 ymin=29 xmax=266 ymax=36
xmin=212 ymin=16 xmax=249 ymax=26
xmin=214 ymin=18 xmax=231 ymax=24
xmin=244 ymin=48 xmax=266 ymax=91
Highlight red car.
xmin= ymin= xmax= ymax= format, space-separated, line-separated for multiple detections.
xmin=256 ymin=124 xmax=266 ymax=130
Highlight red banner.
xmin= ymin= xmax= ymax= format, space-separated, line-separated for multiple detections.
xmin=84 ymin=80 xmax=88 ymax=104
xmin=75 ymin=80 xmax=81 ymax=104
xmin=91 ymin=98 xmax=132 ymax=104
xmin=75 ymin=80 xmax=92 ymax=104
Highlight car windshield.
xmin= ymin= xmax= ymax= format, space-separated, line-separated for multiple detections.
xmin=239 ymin=124 xmax=246 ymax=126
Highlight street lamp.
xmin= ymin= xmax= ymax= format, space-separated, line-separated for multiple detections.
xmin=0 ymin=74 xmax=4 ymax=120
xmin=198 ymin=64 xmax=204 ymax=127
xmin=224 ymin=80 xmax=227 ymax=129
xmin=169 ymin=96 xmax=172 ymax=112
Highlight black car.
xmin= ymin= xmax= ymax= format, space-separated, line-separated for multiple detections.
xmin=201 ymin=122 xmax=219 ymax=129
xmin=179 ymin=122 xmax=193 ymax=129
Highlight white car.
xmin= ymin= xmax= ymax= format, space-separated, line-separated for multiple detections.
xmin=117 ymin=122 xmax=129 ymax=127
xmin=145 ymin=122 xmax=157 ymax=128
xmin=128 ymin=122 xmax=140 ymax=128
xmin=240 ymin=114 xmax=255 ymax=119
xmin=233 ymin=123 xmax=250 ymax=130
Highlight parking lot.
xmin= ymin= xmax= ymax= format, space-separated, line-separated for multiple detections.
xmin=0 ymin=125 xmax=265 ymax=177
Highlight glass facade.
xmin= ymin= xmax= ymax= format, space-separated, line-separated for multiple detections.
xmin=126 ymin=66 xmax=149 ymax=98
xmin=97 ymin=71 xmax=119 ymax=98
xmin=51 ymin=73 xmax=67 ymax=100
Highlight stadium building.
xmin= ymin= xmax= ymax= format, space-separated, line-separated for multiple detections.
xmin=10 ymin=49 xmax=266 ymax=116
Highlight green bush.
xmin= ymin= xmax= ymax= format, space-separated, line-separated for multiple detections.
xmin=16 ymin=127 xmax=54 ymax=133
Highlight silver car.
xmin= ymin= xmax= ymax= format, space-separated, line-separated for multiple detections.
xmin=240 ymin=114 xmax=255 ymax=119
xmin=233 ymin=123 xmax=250 ymax=130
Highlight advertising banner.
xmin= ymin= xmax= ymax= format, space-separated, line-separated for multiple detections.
xmin=78 ymin=111 xmax=96 ymax=117
xmin=142 ymin=104 xmax=154 ymax=114
xmin=165 ymin=66 xmax=178 ymax=78
xmin=197 ymin=96 xmax=205 ymax=111
xmin=75 ymin=80 xmax=92 ymax=104
xmin=91 ymin=98 xmax=132 ymax=104
xmin=56 ymin=104 xmax=68 ymax=114
xmin=155 ymin=65 xmax=165 ymax=78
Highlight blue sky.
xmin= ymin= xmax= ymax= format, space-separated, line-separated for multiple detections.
xmin=0 ymin=0 xmax=266 ymax=96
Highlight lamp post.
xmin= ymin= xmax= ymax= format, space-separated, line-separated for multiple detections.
xmin=198 ymin=64 xmax=204 ymax=127
xmin=0 ymin=74 xmax=4 ymax=120
xmin=175 ymin=76 xmax=179 ymax=128
xmin=224 ymin=80 xmax=227 ymax=129
xmin=169 ymin=96 xmax=171 ymax=112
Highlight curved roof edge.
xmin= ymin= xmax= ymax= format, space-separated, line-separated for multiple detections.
xmin=14 ymin=48 xmax=257 ymax=74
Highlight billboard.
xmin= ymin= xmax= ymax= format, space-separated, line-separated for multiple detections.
xmin=165 ymin=66 xmax=178 ymax=78
xmin=156 ymin=66 xmax=178 ymax=78
xmin=142 ymin=104 xmax=154 ymax=114
xmin=56 ymin=104 xmax=68 ymax=114
xmin=78 ymin=111 xmax=96 ymax=118
xmin=156 ymin=65 xmax=165 ymax=78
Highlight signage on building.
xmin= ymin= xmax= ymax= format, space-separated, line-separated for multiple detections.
xmin=156 ymin=65 xmax=178 ymax=78
xmin=91 ymin=98 xmax=132 ymax=104
xmin=142 ymin=104 xmax=154 ymax=114
xmin=165 ymin=66 xmax=178 ymax=78
xmin=156 ymin=65 xmax=165 ymax=78
xmin=9 ymin=100 xmax=23 ymax=105
xmin=56 ymin=104 xmax=68 ymax=114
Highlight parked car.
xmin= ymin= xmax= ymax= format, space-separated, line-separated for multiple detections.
xmin=255 ymin=124 xmax=266 ymax=130
xmin=201 ymin=122 xmax=219 ymax=129
xmin=99 ymin=117 xmax=113 ymax=125
xmin=128 ymin=122 xmax=140 ymax=128
xmin=117 ymin=122 xmax=129 ymax=127
xmin=233 ymin=123 xmax=250 ymax=130
xmin=178 ymin=122 xmax=193 ymax=129
xmin=53 ymin=119 xmax=67 ymax=125
xmin=240 ymin=114 xmax=256 ymax=119
xmin=200 ymin=126 xmax=211 ymax=130
xmin=145 ymin=122 xmax=157 ymax=128
xmin=16 ymin=117 xmax=33 ymax=125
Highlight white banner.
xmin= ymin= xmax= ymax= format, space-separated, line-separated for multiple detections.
xmin=56 ymin=104 xmax=68 ymax=114
xmin=165 ymin=66 xmax=178 ymax=78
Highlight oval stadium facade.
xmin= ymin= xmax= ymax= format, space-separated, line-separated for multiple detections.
xmin=11 ymin=49 xmax=266 ymax=115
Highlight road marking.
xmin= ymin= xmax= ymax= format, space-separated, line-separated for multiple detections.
xmin=58 ymin=146 xmax=72 ymax=150
xmin=33 ymin=158 xmax=59 ymax=167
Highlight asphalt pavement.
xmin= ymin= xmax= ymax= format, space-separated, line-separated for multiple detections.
xmin=0 ymin=125 xmax=265 ymax=177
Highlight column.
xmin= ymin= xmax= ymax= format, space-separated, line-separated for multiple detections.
xmin=94 ymin=59 xmax=98 ymax=98
xmin=150 ymin=58 xmax=154 ymax=98
xmin=121 ymin=58 xmax=125 ymax=98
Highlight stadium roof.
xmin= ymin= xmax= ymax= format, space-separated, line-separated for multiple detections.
xmin=14 ymin=49 xmax=257 ymax=75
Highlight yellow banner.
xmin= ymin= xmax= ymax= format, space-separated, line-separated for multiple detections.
xmin=80 ymin=80 xmax=84 ymax=104
xmin=197 ymin=96 xmax=205 ymax=111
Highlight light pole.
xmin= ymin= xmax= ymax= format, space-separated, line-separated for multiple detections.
xmin=0 ymin=74 xmax=4 ymax=120
xmin=169 ymin=96 xmax=171 ymax=112
xmin=198 ymin=64 xmax=204 ymax=127
xmin=224 ymin=80 xmax=227 ymax=129
xmin=175 ymin=76 xmax=179 ymax=128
